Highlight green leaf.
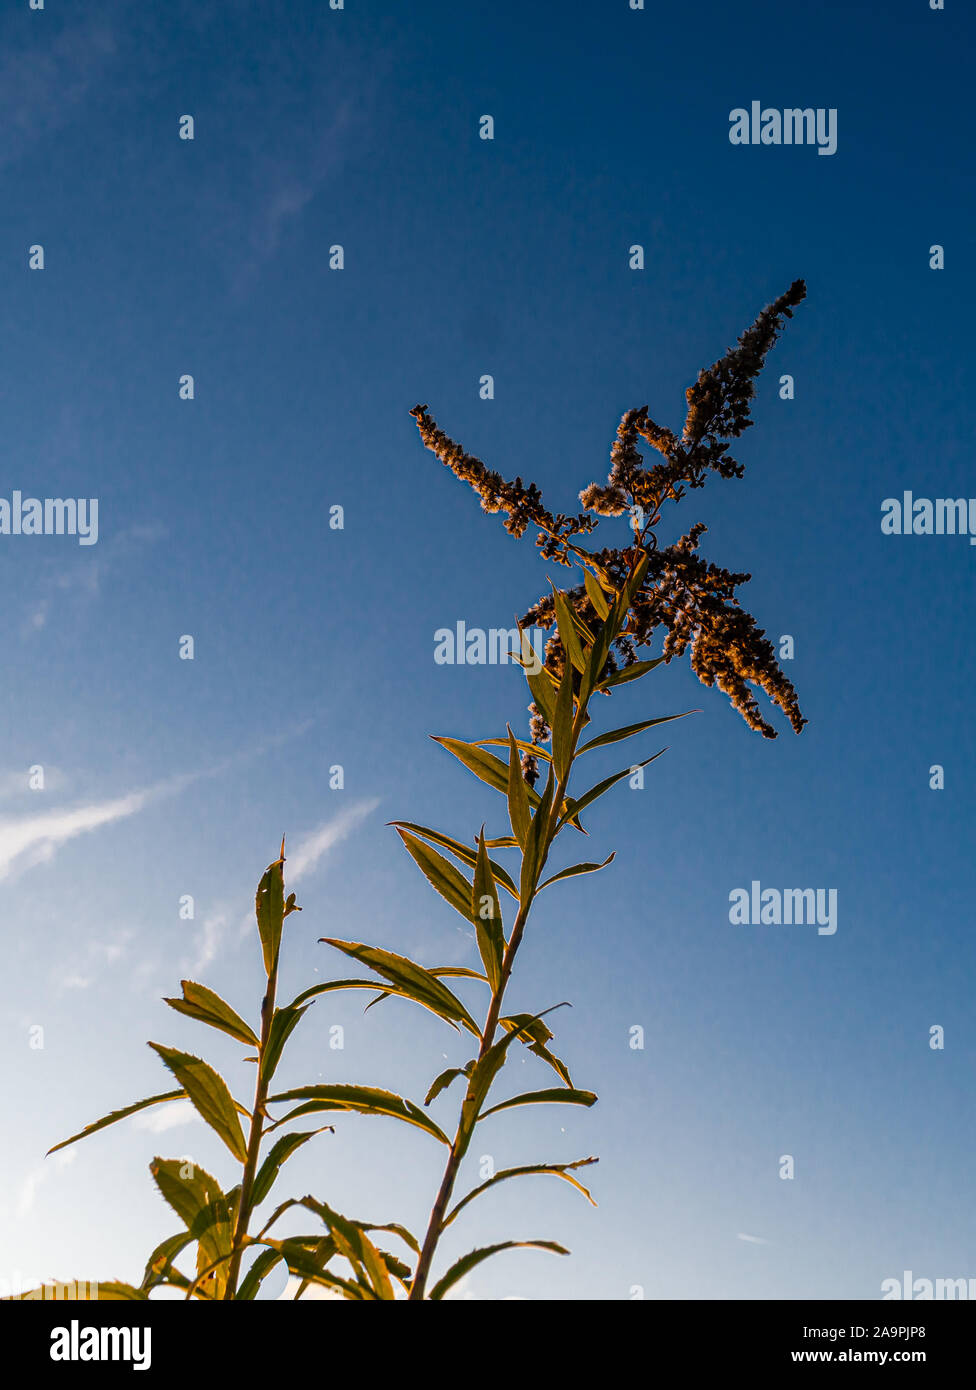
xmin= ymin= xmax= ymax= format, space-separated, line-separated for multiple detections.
xmin=551 ymin=658 xmax=575 ymax=783
xmin=433 ymin=736 xmax=542 ymax=809
xmin=259 ymin=1237 xmax=364 ymax=1299
xmin=264 ymin=1198 xmax=399 ymax=1301
xmin=505 ymin=727 xmax=532 ymax=852
xmin=298 ymin=1198 xmax=396 ymax=1301
xmin=163 ymin=980 xmax=259 ymax=1047
xmin=251 ymin=1129 xmax=329 ymax=1210
xmin=511 ymin=623 xmax=544 ymax=676
xmin=578 ymin=711 xmax=690 ymax=754
xmin=255 ymin=852 xmax=286 ymax=977
xmin=445 ymin=1157 xmax=598 ymax=1227
xmin=291 ymin=976 xmax=473 ymax=1031
xmin=390 ymin=821 xmax=519 ymax=900
xmin=141 ymin=1231 xmax=196 ymax=1291
xmin=428 ymin=1240 xmax=569 ymax=1300
xmin=499 ymin=1012 xmax=573 ymax=1087
xmin=317 ymin=939 xmax=481 ymax=1036
xmin=8 ymin=1280 xmax=148 ymax=1301
xmin=596 ymin=655 xmax=667 ymax=691
xmin=558 ymin=750 xmax=667 ymax=831
xmin=551 ymin=588 xmax=586 ymax=673
xmin=235 ymin=1248 xmax=284 ymax=1301
xmin=424 ymin=1062 xmax=474 ymax=1107
xmin=363 ymin=964 xmax=490 ymax=1014
xmin=47 ymin=1089 xmax=187 ymax=1156
xmin=525 ymin=663 xmax=558 ymax=730
xmin=148 ymin=1044 xmax=249 ymax=1163
xmin=583 ymin=568 xmax=611 ymax=620
xmin=472 ymin=830 xmax=504 ymax=991
xmin=520 ymin=760 xmax=555 ymax=900
xmin=395 ymin=827 xmax=474 ymax=922
xmin=260 ymin=1004 xmax=309 ymax=1086
xmin=267 ymin=1084 xmax=451 ymax=1145
xmin=479 ymin=1087 xmax=598 ymax=1121
xmin=475 ymin=737 xmax=551 ymax=763
xmin=260 ymin=1196 xmax=420 ymax=1259
xmin=149 ymin=1158 xmax=234 ymax=1297
xmin=463 ymin=1006 xmax=567 ymax=1137
xmin=538 ymin=852 xmax=615 ymax=891
xmin=616 ymin=551 xmax=650 ymax=617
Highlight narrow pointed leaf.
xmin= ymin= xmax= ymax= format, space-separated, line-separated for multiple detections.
xmin=433 ymin=737 xmax=542 ymax=808
xmin=390 ymin=821 xmax=519 ymax=899
xmin=148 ymin=1044 xmax=248 ymax=1162
xmin=149 ymin=1158 xmax=233 ymax=1296
xmin=551 ymin=658 xmax=575 ymax=782
xmin=317 ymin=939 xmax=480 ymax=1036
xmin=596 ymin=656 xmax=667 ymax=691
xmin=251 ymin=1129 xmax=329 ymax=1210
xmin=236 ymin=1248 xmax=283 ymax=1301
xmin=499 ymin=1012 xmax=573 ymax=1087
xmin=525 ymin=662 xmax=558 ymax=729
xmin=583 ymin=568 xmax=611 ymax=620
xmin=538 ymin=852 xmax=615 ymax=891
xmin=47 ymin=1089 xmax=187 ymax=1156
xmin=558 ymin=751 xmax=666 ymax=831
xmin=260 ymin=1004 xmax=309 ymax=1086
xmin=267 ymin=1084 xmax=450 ymax=1144
xmin=479 ymin=1087 xmax=597 ymax=1121
xmin=255 ymin=854 xmax=286 ymax=977
xmin=8 ymin=1281 xmax=148 ymax=1301
xmin=520 ymin=760 xmax=555 ymax=900
xmin=552 ymin=589 xmax=586 ymax=673
xmin=578 ymin=711 xmax=691 ymax=755
xmin=163 ymin=981 xmax=259 ymax=1047
xmin=475 ymin=737 xmax=551 ymax=763
xmin=506 ymin=727 xmax=532 ymax=850
xmin=472 ymin=830 xmax=504 ymax=991
xmin=396 ymin=827 xmax=474 ymax=921
xmin=291 ymin=976 xmax=473 ymax=1032
xmin=260 ymin=1238 xmax=363 ymax=1299
xmin=364 ymin=964 xmax=489 ymax=1013
xmin=445 ymin=1157 xmax=598 ymax=1227
xmin=141 ymin=1231 xmax=196 ymax=1291
xmin=511 ymin=623 xmax=544 ymax=676
xmin=465 ymin=1006 xmax=567 ymax=1125
xmin=424 ymin=1063 xmax=473 ymax=1107
xmin=428 ymin=1240 xmax=569 ymax=1300
xmin=305 ymin=1198 xmax=395 ymax=1300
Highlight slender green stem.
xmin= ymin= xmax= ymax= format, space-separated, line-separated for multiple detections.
xmin=408 ymin=700 xmax=589 ymax=1300
xmin=224 ymin=960 xmax=279 ymax=1299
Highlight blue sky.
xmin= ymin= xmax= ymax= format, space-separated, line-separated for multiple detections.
xmin=1 ymin=0 xmax=973 ymax=1300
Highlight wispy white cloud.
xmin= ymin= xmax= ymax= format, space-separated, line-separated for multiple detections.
xmin=0 ymin=767 xmax=66 ymax=802
xmin=22 ymin=523 xmax=167 ymax=638
xmin=287 ymin=799 xmax=380 ymax=883
xmin=182 ymin=911 xmax=228 ymax=975
xmin=17 ymin=1149 xmax=76 ymax=1219
xmin=233 ymin=800 xmax=379 ymax=950
xmin=0 ymin=18 xmax=116 ymax=174
xmin=133 ymin=1100 xmax=199 ymax=1135
xmin=280 ymin=1277 xmax=342 ymax=1301
xmin=0 ymin=724 xmax=322 ymax=885
xmin=0 ymin=789 xmax=152 ymax=883
xmin=55 ymin=931 xmax=135 ymax=995
xmin=737 ymin=1232 xmax=771 ymax=1245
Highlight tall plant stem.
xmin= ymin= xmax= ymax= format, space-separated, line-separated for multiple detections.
xmin=408 ymin=702 xmax=588 ymax=1300
xmin=224 ymin=958 xmax=279 ymax=1299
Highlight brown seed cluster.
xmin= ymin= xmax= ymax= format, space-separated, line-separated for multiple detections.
xmin=411 ymin=281 xmax=808 ymax=743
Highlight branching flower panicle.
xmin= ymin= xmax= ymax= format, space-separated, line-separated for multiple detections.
xmin=412 ymin=281 xmax=807 ymax=742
